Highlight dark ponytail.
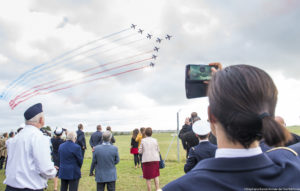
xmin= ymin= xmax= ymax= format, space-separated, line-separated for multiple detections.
xmin=262 ymin=117 xmax=291 ymax=147
xmin=208 ymin=65 xmax=291 ymax=148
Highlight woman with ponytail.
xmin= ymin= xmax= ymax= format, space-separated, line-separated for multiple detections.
xmin=163 ymin=63 xmax=300 ymax=191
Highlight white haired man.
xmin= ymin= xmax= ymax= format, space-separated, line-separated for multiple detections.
xmin=92 ymin=131 xmax=120 ymax=191
xmin=4 ymin=103 xmax=57 ymax=191
xmin=58 ymin=131 xmax=83 ymax=191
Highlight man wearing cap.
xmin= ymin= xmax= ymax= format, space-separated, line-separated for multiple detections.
xmin=184 ymin=120 xmax=217 ymax=173
xmin=4 ymin=103 xmax=57 ymax=191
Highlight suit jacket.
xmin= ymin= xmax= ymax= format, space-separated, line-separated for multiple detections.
xmin=58 ymin=140 xmax=83 ymax=180
xmin=76 ymin=130 xmax=86 ymax=150
xmin=92 ymin=143 xmax=119 ymax=183
xmin=163 ymin=148 xmax=300 ymax=191
xmin=184 ymin=141 xmax=217 ymax=173
xmin=89 ymin=131 xmax=103 ymax=148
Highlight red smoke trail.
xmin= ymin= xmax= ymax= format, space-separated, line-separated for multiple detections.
xmin=10 ymin=64 xmax=150 ymax=109
xmin=12 ymin=50 xmax=152 ymax=102
xmin=10 ymin=57 xmax=152 ymax=106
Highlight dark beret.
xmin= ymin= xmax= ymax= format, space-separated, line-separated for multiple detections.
xmin=24 ymin=103 xmax=43 ymax=120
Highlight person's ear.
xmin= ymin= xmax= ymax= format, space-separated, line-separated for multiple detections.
xmin=39 ymin=116 xmax=45 ymax=126
xmin=208 ymin=106 xmax=217 ymax=123
xmin=208 ymin=106 xmax=217 ymax=136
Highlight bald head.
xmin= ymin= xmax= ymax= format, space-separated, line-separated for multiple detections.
xmin=275 ymin=116 xmax=286 ymax=127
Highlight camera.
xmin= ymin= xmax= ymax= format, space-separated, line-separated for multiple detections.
xmin=185 ymin=64 xmax=217 ymax=98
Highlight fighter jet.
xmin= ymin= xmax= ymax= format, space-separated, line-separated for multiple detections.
xmin=152 ymin=55 xmax=157 ymax=59
xmin=165 ymin=34 xmax=172 ymax=40
xmin=138 ymin=29 xmax=144 ymax=34
xmin=147 ymin=34 xmax=152 ymax=39
xmin=131 ymin=24 xmax=137 ymax=29
xmin=156 ymin=38 xmax=162 ymax=43
xmin=154 ymin=47 xmax=159 ymax=52
xmin=150 ymin=62 xmax=155 ymax=67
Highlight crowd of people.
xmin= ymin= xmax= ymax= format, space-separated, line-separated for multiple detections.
xmin=2 ymin=63 xmax=300 ymax=191
xmin=0 ymin=103 xmax=120 ymax=191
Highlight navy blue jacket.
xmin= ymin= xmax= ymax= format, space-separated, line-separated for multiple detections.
xmin=289 ymin=142 xmax=300 ymax=154
xmin=76 ymin=130 xmax=86 ymax=150
xmin=92 ymin=143 xmax=120 ymax=183
xmin=58 ymin=140 xmax=83 ymax=180
xmin=89 ymin=131 xmax=103 ymax=148
xmin=51 ymin=137 xmax=65 ymax=166
xmin=163 ymin=148 xmax=300 ymax=191
xmin=184 ymin=141 xmax=217 ymax=173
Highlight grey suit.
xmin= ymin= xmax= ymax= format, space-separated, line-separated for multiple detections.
xmin=92 ymin=142 xmax=119 ymax=191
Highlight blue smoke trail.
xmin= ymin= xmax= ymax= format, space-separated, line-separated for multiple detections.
xmin=6 ymin=33 xmax=142 ymax=100
xmin=0 ymin=28 xmax=130 ymax=100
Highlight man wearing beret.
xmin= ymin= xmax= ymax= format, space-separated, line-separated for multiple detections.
xmin=4 ymin=103 xmax=57 ymax=191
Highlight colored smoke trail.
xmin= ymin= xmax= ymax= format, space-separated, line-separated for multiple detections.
xmin=10 ymin=57 xmax=152 ymax=106
xmin=10 ymin=50 xmax=153 ymax=103
xmin=10 ymin=64 xmax=151 ymax=109
xmin=1 ymin=28 xmax=131 ymax=100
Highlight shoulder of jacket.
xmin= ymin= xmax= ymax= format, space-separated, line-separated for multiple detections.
xmin=266 ymin=147 xmax=298 ymax=156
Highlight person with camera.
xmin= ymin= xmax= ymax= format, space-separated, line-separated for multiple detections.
xmin=51 ymin=127 xmax=66 ymax=191
xmin=162 ymin=63 xmax=300 ymax=190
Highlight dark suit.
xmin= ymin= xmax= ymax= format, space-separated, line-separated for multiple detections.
xmin=89 ymin=131 xmax=103 ymax=148
xmin=92 ymin=142 xmax=120 ymax=191
xmin=184 ymin=141 xmax=217 ymax=173
xmin=89 ymin=131 xmax=102 ymax=174
xmin=59 ymin=140 xmax=83 ymax=191
xmin=76 ymin=130 xmax=86 ymax=158
xmin=163 ymin=148 xmax=300 ymax=191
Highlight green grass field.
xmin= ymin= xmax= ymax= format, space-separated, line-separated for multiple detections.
xmin=1 ymin=127 xmax=300 ymax=191
xmin=0 ymin=133 xmax=187 ymax=191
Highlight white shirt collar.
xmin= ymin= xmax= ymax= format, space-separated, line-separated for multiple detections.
xmin=215 ymin=147 xmax=262 ymax=158
xmin=199 ymin=139 xmax=209 ymax=143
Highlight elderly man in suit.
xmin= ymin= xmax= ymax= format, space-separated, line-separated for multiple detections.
xmin=91 ymin=131 xmax=119 ymax=191
xmin=59 ymin=131 xmax=83 ymax=191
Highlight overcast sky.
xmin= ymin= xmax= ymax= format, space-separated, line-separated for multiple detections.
xmin=1 ymin=0 xmax=300 ymax=133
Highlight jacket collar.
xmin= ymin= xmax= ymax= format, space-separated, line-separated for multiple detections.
xmin=193 ymin=153 xmax=274 ymax=172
